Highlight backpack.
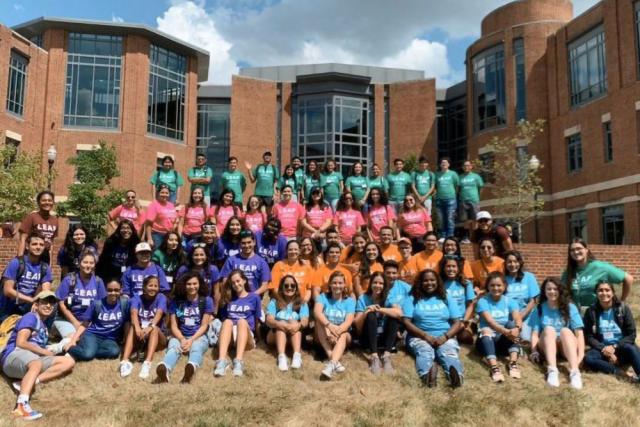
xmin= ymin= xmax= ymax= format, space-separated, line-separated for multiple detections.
xmin=257 ymin=164 xmax=278 ymax=182
xmin=63 ymin=273 xmax=105 ymax=309
xmin=1 ymin=256 xmax=49 ymax=295
xmin=0 ymin=314 xmax=21 ymax=351
xmin=154 ymin=169 xmax=178 ymax=191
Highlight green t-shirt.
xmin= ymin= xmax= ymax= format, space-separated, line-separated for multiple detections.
xmin=150 ymin=169 xmax=184 ymax=193
xmin=152 ymin=249 xmax=180 ymax=277
xmin=561 ymin=260 xmax=626 ymax=308
xmin=221 ymin=170 xmax=247 ymax=203
xmin=252 ymin=164 xmax=279 ymax=197
xmin=387 ymin=171 xmax=412 ymax=202
xmin=279 ymin=176 xmax=300 ymax=192
xmin=413 ymin=170 xmax=435 ymax=198
xmin=188 ymin=166 xmax=213 ymax=197
xmin=303 ymin=175 xmax=321 ymax=200
xmin=294 ymin=168 xmax=305 ymax=186
xmin=345 ymin=175 xmax=368 ymax=202
xmin=320 ymin=172 xmax=344 ymax=200
xmin=367 ymin=176 xmax=389 ymax=194
xmin=459 ymin=172 xmax=484 ymax=203
xmin=435 ymin=170 xmax=459 ymax=201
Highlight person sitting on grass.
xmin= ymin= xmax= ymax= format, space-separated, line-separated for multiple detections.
xmin=354 ymin=271 xmax=402 ymax=375
xmin=265 ymin=275 xmax=309 ymax=371
xmin=475 ymin=272 xmax=523 ymax=383
xmin=214 ymin=270 xmax=262 ymax=378
xmin=528 ymin=277 xmax=584 ymax=389
xmin=583 ymin=281 xmax=640 ymax=381
xmin=402 ymin=269 xmax=463 ymax=388
xmin=120 ymin=275 xmax=168 ymax=379
xmin=155 ymin=272 xmax=214 ymax=384
xmin=440 ymin=255 xmax=475 ymax=345
xmin=65 ymin=279 xmax=130 ymax=362
xmin=1 ymin=291 xmax=75 ymax=421
xmin=314 ymin=271 xmax=355 ymax=380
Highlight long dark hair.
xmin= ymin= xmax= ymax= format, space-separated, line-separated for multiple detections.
xmin=359 ymin=242 xmax=384 ymax=281
xmin=185 ymin=187 xmax=209 ymax=219
xmin=219 ymin=269 xmax=251 ymax=307
xmin=159 ymin=231 xmax=186 ymax=265
xmin=306 ymin=160 xmax=320 ymax=180
xmin=222 ymin=216 xmax=244 ymax=242
xmin=345 ymin=232 xmax=367 ymax=262
xmin=565 ymin=237 xmax=596 ymax=289
xmin=439 ymin=254 xmax=466 ymax=284
xmin=299 ymin=236 xmax=319 ymax=269
xmin=595 ymin=281 xmax=621 ymax=309
xmin=442 ymin=236 xmax=463 ymax=257
xmin=284 ymin=240 xmax=304 ymax=266
xmin=336 ymin=191 xmax=355 ymax=212
xmin=305 ymin=188 xmax=328 ymax=211
xmin=245 ymin=195 xmax=263 ymax=214
xmin=96 ymin=219 xmax=140 ymax=280
xmin=539 ymin=277 xmax=571 ymax=324
xmin=349 ymin=161 xmax=364 ymax=177
xmin=366 ymin=187 xmax=389 ymax=207
xmin=215 ymin=189 xmax=240 ymax=217
xmin=365 ymin=271 xmax=391 ymax=304
xmin=171 ymin=271 xmax=208 ymax=301
xmin=274 ymin=274 xmax=303 ymax=311
xmin=503 ymin=250 xmax=525 ymax=282
xmin=61 ymin=224 xmax=96 ymax=268
xmin=412 ymin=269 xmax=446 ymax=301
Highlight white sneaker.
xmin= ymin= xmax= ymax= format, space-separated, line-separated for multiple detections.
xmin=321 ymin=362 xmax=335 ymax=380
xmin=232 ymin=359 xmax=244 ymax=377
xmin=546 ymin=367 xmax=560 ymax=387
xmin=334 ymin=361 xmax=346 ymax=373
xmin=139 ymin=361 xmax=152 ymax=379
xmin=277 ymin=354 xmax=289 ymax=372
xmin=12 ymin=381 xmax=21 ymax=392
xmin=47 ymin=337 xmax=71 ymax=355
xmin=570 ymin=370 xmax=583 ymax=390
xmin=120 ymin=361 xmax=133 ymax=378
xmin=214 ymin=359 xmax=230 ymax=377
xmin=291 ymin=352 xmax=302 ymax=369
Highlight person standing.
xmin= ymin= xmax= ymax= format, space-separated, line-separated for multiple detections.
xmin=412 ymin=156 xmax=435 ymax=215
xmin=386 ymin=159 xmax=412 ymax=215
xmin=187 ymin=153 xmax=213 ymax=205
xmin=18 ymin=191 xmax=59 ymax=265
xmin=150 ymin=156 xmax=184 ymax=204
xmin=458 ymin=161 xmax=484 ymax=243
xmin=320 ymin=159 xmax=344 ymax=212
xmin=434 ymin=158 xmax=459 ymax=242
xmin=245 ymin=151 xmax=279 ymax=209
xmin=292 ymin=156 xmax=306 ymax=201
xmin=221 ymin=157 xmax=247 ymax=207
xmin=345 ymin=162 xmax=369 ymax=208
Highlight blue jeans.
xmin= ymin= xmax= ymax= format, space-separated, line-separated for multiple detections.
xmin=389 ymin=201 xmax=403 ymax=216
xmin=161 ymin=335 xmax=209 ymax=371
xmin=326 ymin=198 xmax=339 ymax=213
xmin=476 ymin=333 xmax=520 ymax=360
xmin=151 ymin=231 xmax=166 ymax=250
xmin=68 ymin=332 xmax=121 ymax=361
xmin=584 ymin=343 xmax=640 ymax=376
xmin=435 ymin=198 xmax=457 ymax=238
xmin=407 ymin=336 xmax=463 ymax=378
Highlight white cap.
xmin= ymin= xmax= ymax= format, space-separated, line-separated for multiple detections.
xmin=476 ymin=211 xmax=492 ymax=221
xmin=135 ymin=242 xmax=153 ymax=253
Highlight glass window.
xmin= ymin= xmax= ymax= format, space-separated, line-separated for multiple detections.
xmin=148 ymin=44 xmax=187 ymax=141
xmin=514 ymin=39 xmax=526 ymax=122
xmin=568 ymin=210 xmax=588 ymax=242
xmin=196 ymin=102 xmax=230 ymax=202
xmin=568 ymin=25 xmax=606 ymax=106
xmin=602 ymin=205 xmax=624 ymax=245
xmin=567 ymin=133 xmax=582 ymax=173
xmin=6 ymin=51 xmax=28 ymax=117
xmin=473 ymin=45 xmax=506 ymax=132
xmin=64 ymin=33 xmax=122 ymax=128
xmin=437 ymin=97 xmax=467 ymax=171
xmin=603 ymin=121 xmax=613 ymax=162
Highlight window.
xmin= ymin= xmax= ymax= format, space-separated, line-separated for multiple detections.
xmin=3 ymin=137 xmax=20 ymax=167
xmin=148 ymin=44 xmax=187 ymax=141
xmin=514 ymin=38 xmax=526 ymax=121
xmin=64 ymin=33 xmax=122 ymax=128
xmin=196 ymin=102 xmax=230 ymax=202
xmin=602 ymin=205 xmax=624 ymax=245
xmin=568 ymin=210 xmax=588 ymax=242
xmin=603 ymin=121 xmax=613 ymax=162
xmin=473 ymin=45 xmax=506 ymax=132
xmin=567 ymin=133 xmax=582 ymax=173
xmin=30 ymin=35 xmax=42 ymax=48
xmin=6 ymin=51 xmax=28 ymax=117
xmin=568 ymin=25 xmax=606 ymax=106
xmin=478 ymin=152 xmax=495 ymax=184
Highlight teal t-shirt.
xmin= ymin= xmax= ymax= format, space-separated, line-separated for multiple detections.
xmin=402 ymin=295 xmax=461 ymax=337
xmin=266 ymin=299 xmax=309 ymax=321
xmin=294 ymin=168 xmax=305 ymax=187
xmin=387 ymin=171 xmax=412 ymax=202
xmin=252 ymin=164 xmax=279 ymax=197
xmin=345 ymin=175 xmax=368 ymax=202
xmin=317 ymin=294 xmax=355 ymax=325
xmin=476 ymin=295 xmax=519 ymax=329
xmin=188 ymin=166 xmax=213 ymax=197
xmin=150 ymin=169 xmax=184 ymax=193
xmin=320 ymin=172 xmax=344 ymax=200
xmin=303 ymin=175 xmax=321 ymax=200
xmin=278 ymin=176 xmax=300 ymax=192
xmin=598 ymin=308 xmax=623 ymax=345
xmin=221 ymin=170 xmax=247 ymax=204
xmin=527 ymin=302 xmax=583 ymax=334
xmin=367 ymin=176 xmax=389 ymax=194
xmin=445 ymin=279 xmax=474 ymax=317
xmin=505 ymin=272 xmax=540 ymax=313
xmin=459 ymin=172 xmax=484 ymax=203
xmin=412 ymin=170 xmax=435 ymax=199
xmin=435 ymin=170 xmax=459 ymax=201
xmin=561 ymin=260 xmax=626 ymax=308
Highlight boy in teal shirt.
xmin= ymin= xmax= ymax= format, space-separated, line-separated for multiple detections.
xmin=245 ymin=151 xmax=279 ymax=208
xmin=412 ymin=156 xmax=435 ymax=215
xmin=187 ymin=153 xmax=213 ymax=204
xmin=221 ymin=156 xmax=247 ymax=206
xmin=435 ymin=158 xmax=459 ymax=241
xmin=386 ymin=158 xmax=412 ymax=214
xmin=150 ymin=156 xmax=184 ymax=204
xmin=459 ymin=160 xmax=484 ymax=243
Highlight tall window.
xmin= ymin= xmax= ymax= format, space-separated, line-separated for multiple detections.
xmin=568 ymin=25 xmax=606 ymax=106
xmin=602 ymin=205 xmax=624 ymax=245
xmin=568 ymin=210 xmax=588 ymax=242
xmin=473 ymin=45 xmax=506 ymax=132
xmin=64 ymin=33 xmax=122 ymax=128
xmin=603 ymin=121 xmax=613 ymax=162
xmin=567 ymin=133 xmax=582 ymax=173
xmin=196 ymin=102 xmax=230 ymax=201
xmin=6 ymin=51 xmax=28 ymax=117
xmin=514 ymin=39 xmax=526 ymax=121
xmin=148 ymin=45 xmax=187 ymax=141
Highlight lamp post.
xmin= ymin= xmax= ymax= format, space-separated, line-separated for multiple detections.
xmin=528 ymin=155 xmax=541 ymax=242
xmin=47 ymin=145 xmax=57 ymax=190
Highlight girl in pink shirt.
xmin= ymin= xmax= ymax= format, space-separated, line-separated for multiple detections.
xmin=109 ymin=189 xmax=145 ymax=236
xmin=365 ymin=188 xmax=396 ymax=242
xmin=272 ymin=186 xmax=304 ymax=239
xmin=211 ymin=189 xmax=242 ymax=235
xmin=397 ymin=194 xmax=432 ymax=240
xmin=242 ymin=196 xmax=267 ymax=234
xmin=333 ymin=192 xmax=365 ymax=245
xmin=178 ymin=187 xmax=209 ymax=246
xmin=146 ymin=185 xmax=178 ymax=249
xmin=301 ymin=188 xmax=333 ymax=240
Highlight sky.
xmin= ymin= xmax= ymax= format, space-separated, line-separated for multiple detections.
xmin=3 ymin=0 xmax=600 ymax=87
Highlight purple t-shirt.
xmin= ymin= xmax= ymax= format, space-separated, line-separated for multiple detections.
xmin=130 ymin=293 xmax=168 ymax=327
xmin=215 ymin=238 xmax=240 ymax=261
xmin=1 ymin=257 xmax=53 ymax=316
xmin=168 ymin=296 xmax=214 ymax=337
xmin=255 ymin=231 xmax=287 ymax=266
xmin=0 ymin=312 xmax=48 ymax=365
xmin=220 ymin=254 xmax=271 ymax=293
xmin=175 ymin=265 xmax=221 ymax=295
xmin=109 ymin=245 xmax=131 ymax=270
xmin=219 ymin=292 xmax=262 ymax=331
xmin=55 ymin=274 xmax=106 ymax=321
xmin=121 ymin=263 xmax=170 ymax=297
xmin=86 ymin=298 xmax=129 ymax=341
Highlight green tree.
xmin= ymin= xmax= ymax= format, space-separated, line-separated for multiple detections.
xmin=57 ymin=141 xmax=124 ymax=239
xmin=402 ymin=153 xmax=419 ymax=174
xmin=0 ymin=145 xmax=49 ymax=223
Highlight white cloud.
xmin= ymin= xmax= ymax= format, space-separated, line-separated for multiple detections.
xmin=111 ymin=14 xmax=124 ymax=23
xmin=13 ymin=3 xmax=24 ymax=11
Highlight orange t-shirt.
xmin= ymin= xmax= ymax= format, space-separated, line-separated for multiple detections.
xmin=356 ymin=262 xmax=384 ymax=293
xmin=462 ymin=260 xmax=474 ymax=282
xmin=269 ymin=260 xmax=314 ymax=299
xmin=313 ymin=264 xmax=353 ymax=293
xmin=381 ymin=244 xmax=402 ymax=262
xmin=399 ymin=258 xmax=418 ymax=285
xmin=405 ymin=250 xmax=444 ymax=275
xmin=340 ymin=246 xmax=362 ymax=265
xmin=470 ymin=257 xmax=505 ymax=289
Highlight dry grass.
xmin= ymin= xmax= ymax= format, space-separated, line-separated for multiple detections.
xmin=3 ymin=288 xmax=640 ymax=427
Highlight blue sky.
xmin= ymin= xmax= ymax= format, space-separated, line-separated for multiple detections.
xmin=3 ymin=0 xmax=599 ymax=86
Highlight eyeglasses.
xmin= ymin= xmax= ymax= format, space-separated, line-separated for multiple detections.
xmin=192 ymin=243 xmax=207 ymax=249
xmin=107 ymin=288 xmax=121 ymax=293
xmin=283 ymin=284 xmax=297 ymax=290
xmin=126 ymin=195 xmax=136 ymax=199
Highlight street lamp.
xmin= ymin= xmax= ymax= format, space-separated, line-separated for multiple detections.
xmin=528 ymin=155 xmax=541 ymax=242
xmin=47 ymin=145 xmax=57 ymax=190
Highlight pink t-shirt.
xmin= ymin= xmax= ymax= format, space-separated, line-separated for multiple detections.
xmin=109 ymin=205 xmax=145 ymax=232
xmin=211 ymin=205 xmax=238 ymax=235
xmin=399 ymin=209 xmax=431 ymax=238
xmin=179 ymin=205 xmax=208 ymax=236
xmin=243 ymin=211 xmax=267 ymax=234
xmin=146 ymin=200 xmax=177 ymax=233
xmin=273 ymin=201 xmax=305 ymax=238
xmin=367 ymin=205 xmax=396 ymax=241
xmin=303 ymin=206 xmax=333 ymax=237
xmin=334 ymin=209 xmax=365 ymax=244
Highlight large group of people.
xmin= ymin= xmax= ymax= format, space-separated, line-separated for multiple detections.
xmin=0 ymin=153 xmax=636 ymax=422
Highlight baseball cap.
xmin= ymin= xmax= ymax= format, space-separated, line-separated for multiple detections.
xmin=398 ymin=237 xmax=412 ymax=246
xmin=476 ymin=211 xmax=492 ymax=221
xmin=34 ymin=290 xmax=58 ymax=301
xmin=135 ymin=242 xmax=153 ymax=253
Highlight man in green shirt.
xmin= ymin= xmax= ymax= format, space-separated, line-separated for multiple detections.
xmin=245 ymin=151 xmax=279 ymax=208
xmin=221 ymin=156 xmax=247 ymax=207
xmin=150 ymin=156 xmax=184 ymax=204
xmin=434 ymin=157 xmax=459 ymax=242
xmin=387 ymin=158 xmax=413 ymax=214
xmin=187 ymin=153 xmax=213 ymax=205
xmin=459 ymin=160 xmax=485 ymax=243
xmin=412 ymin=156 xmax=435 ymax=215
xmin=292 ymin=156 xmax=306 ymax=201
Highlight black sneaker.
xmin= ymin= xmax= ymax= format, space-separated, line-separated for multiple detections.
xmin=155 ymin=363 xmax=169 ymax=384
xmin=181 ymin=362 xmax=196 ymax=384
xmin=426 ymin=364 xmax=438 ymax=388
xmin=449 ymin=366 xmax=462 ymax=388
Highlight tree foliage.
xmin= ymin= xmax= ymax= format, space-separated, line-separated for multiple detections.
xmin=402 ymin=153 xmax=419 ymax=174
xmin=57 ymin=141 xmax=124 ymax=238
xmin=0 ymin=145 xmax=49 ymax=222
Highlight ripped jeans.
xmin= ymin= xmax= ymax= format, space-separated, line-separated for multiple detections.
xmin=407 ymin=336 xmax=464 ymax=378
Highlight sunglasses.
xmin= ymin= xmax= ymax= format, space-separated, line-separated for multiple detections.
xmin=107 ymin=288 xmax=121 ymax=293
xmin=192 ymin=243 xmax=207 ymax=249
xmin=283 ymin=283 xmax=297 ymax=290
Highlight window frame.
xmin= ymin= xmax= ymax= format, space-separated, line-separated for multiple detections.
xmin=567 ymin=210 xmax=588 ymax=242
xmin=601 ymin=205 xmax=624 ymax=245
xmin=603 ymin=121 xmax=613 ymax=163
xmin=472 ymin=44 xmax=506 ymax=133
xmin=6 ymin=50 xmax=29 ymax=117
xmin=513 ymin=38 xmax=526 ymax=122
xmin=567 ymin=133 xmax=583 ymax=173
xmin=567 ymin=24 xmax=607 ymax=107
